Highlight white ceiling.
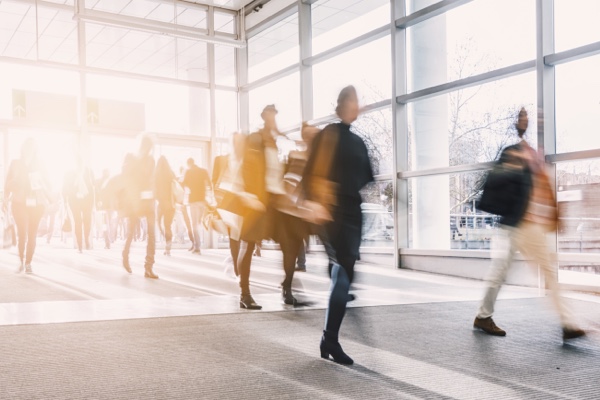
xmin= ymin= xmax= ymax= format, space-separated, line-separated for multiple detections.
xmin=184 ymin=0 xmax=257 ymax=11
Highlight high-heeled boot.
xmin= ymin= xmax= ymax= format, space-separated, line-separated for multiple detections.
xmin=122 ymin=251 xmax=132 ymax=274
xmin=144 ymin=264 xmax=159 ymax=279
xmin=320 ymin=331 xmax=353 ymax=365
xmin=282 ymin=286 xmax=297 ymax=306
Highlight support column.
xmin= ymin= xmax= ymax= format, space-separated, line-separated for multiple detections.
xmin=393 ymin=0 xmax=409 ymax=267
xmin=408 ymin=0 xmax=450 ymax=250
xmin=298 ymin=0 xmax=313 ymax=122
xmin=76 ymin=0 xmax=88 ymax=158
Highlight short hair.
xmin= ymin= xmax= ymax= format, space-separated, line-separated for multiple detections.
xmin=335 ymin=85 xmax=358 ymax=117
xmin=187 ymin=158 xmax=194 ymax=167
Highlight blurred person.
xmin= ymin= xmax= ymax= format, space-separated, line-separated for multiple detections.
xmin=121 ymin=135 xmax=158 ymax=279
xmin=304 ymin=86 xmax=374 ymax=364
xmin=3 ymin=138 xmax=52 ymax=274
xmin=155 ymin=156 xmax=176 ymax=256
xmin=178 ymin=166 xmax=195 ymax=246
xmin=474 ymin=108 xmax=584 ymax=341
xmin=183 ymin=158 xmax=211 ymax=255
xmin=212 ymin=132 xmax=247 ymax=277
xmin=236 ymin=104 xmax=286 ymax=310
xmin=95 ymin=169 xmax=115 ymax=249
xmin=63 ymin=155 xmax=95 ymax=253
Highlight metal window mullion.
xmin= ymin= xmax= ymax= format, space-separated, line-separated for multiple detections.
xmin=245 ymin=3 xmax=298 ymax=39
xmin=395 ymin=0 xmax=474 ymax=29
xmin=397 ymin=60 xmax=536 ymax=104
xmin=76 ymin=0 xmax=87 ymax=154
xmin=545 ymin=41 xmax=600 ymax=66
xmin=399 ymin=162 xmax=495 ymax=179
xmin=242 ymin=63 xmax=299 ymax=91
xmin=546 ymin=149 xmax=600 ymax=164
xmin=392 ymin=0 xmax=408 ymax=267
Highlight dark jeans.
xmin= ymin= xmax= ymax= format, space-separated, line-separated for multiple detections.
xmin=123 ymin=208 xmax=156 ymax=268
xmin=322 ymin=208 xmax=362 ymax=339
xmin=237 ymin=240 xmax=256 ymax=296
xmin=70 ymin=199 xmax=93 ymax=251
xmin=12 ymin=202 xmax=44 ymax=265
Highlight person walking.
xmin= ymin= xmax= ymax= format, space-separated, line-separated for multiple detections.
xmin=155 ymin=156 xmax=176 ymax=256
xmin=3 ymin=138 xmax=52 ymax=274
xmin=183 ymin=158 xmax=211 ymax=255
xmin=304 ymin=86 xmax=374 ymax=365
xmin=121 ymin=135 xmax=158 ymax=279
xmin=64 ymin=155 xmax=95 ymax=253
xmin=474 ymin=108 xmax=585 ymax=341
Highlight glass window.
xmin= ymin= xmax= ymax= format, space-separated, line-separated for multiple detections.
xmin=249 ymin=72 xmax=300 ymax=131
xmin=248 ymin=13 xmax=299 ymax=82
xmin=555 ymin=0 xmax=600 ymax=53
xmin=175 ymin=4 xmax=208 ymax=29
xmin=311 ymin=0 xmax=390 ymax=55
xmin=408 ymin=171 xmax=499 ymax=250
xmin=214 ymin=11 xmax=236 ymax=35
xmin=352 ymin=107 xmax=393 ymax=176
xmin=557 ymin=159 xmax=600 ymax=255
xmin=88 ymin=134 xmax=137 ymax=177
xmin=408 ymin=72 xmax=537 ymax=171
xmin=86 ymin=74 xmax=194 ymax=135
xmin=215 ymin=45 xmax=236 ymax=87
xmin=555 ymin=55 xmax=600 ymax=154
xmin=312 ymin=36 xmax=391 ymax=119
xmin=360 ymin=180 xmax=394 ymax=248
xmin=215 ymin=90 xmax=238 ymax=138
xmin=407 ymin=0 xmax=535 ymax=92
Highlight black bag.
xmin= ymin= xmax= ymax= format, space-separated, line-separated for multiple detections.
xmin=477 ymin=164 xmax=528 ymax=217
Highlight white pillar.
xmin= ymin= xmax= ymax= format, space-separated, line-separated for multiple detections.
xmin=409 ymin=0 xmax=450 ymax=249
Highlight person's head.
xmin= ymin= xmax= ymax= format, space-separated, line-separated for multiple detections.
xmin=335 ymin=85 xmax=359 ymax=124
xmin=157 ymin=155 xmax=172 ymax=174
xmin=137 ymin=133 xmax=154 ymax=157
xmin=20 ymin=138 xmax=37 ymax=165
xmin=261 ymin=104 xmax=278 ymax=129
xmin=515 ymin=107 xmax=528 ymax=138
xmin=232 ymin=132 xmax=247 ymax=159
xmin=186 ymin=157 xmax=195 ymax=168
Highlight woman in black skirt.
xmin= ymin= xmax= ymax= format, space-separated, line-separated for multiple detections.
xmin=305 ymin=86 xmax=374 ymax=365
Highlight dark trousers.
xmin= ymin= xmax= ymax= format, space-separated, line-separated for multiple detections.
xmin=237 ymin=240 xmax=256 ymax=296
xmin=123 ymin=208 xmax=156 ymax=268
xmin=12 ymin=202 xmax=44 ymax=265
xmin=278 ymin=212 xmax=308 ymax=288
xmin=322 ymin=209 xmax=362 ymax=339
xmin=229 ymin=238 xmax=240 ymax=276
xmin=70 ymin=199 xmax=93 ymax=251
xmin=157 ymin=202 xmax=175 ymax=244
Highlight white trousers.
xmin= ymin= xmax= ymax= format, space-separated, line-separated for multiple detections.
xmin=477 ymin=221 xmax=577 ymax=329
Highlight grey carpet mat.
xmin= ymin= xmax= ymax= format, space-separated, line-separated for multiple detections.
xmin=0 ymin=298 xmax=599 ymax=400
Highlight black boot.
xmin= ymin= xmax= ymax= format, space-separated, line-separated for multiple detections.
xmin=144 ymin=265 xmax=159 ymax=279
xmin=282 ymin=287 xmax=297 ymax=306
xmin=320 ymin=331 xmax=353 ymax=365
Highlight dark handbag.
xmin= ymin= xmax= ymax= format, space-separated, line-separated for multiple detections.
xmin=477 ymin=164 xmax=527 ymax=217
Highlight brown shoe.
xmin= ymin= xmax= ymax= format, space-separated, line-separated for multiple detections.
xmin=563 ymin=328 xmax=585 ymax=341
xmin=474 ymin=317 xmax=506 ymax=336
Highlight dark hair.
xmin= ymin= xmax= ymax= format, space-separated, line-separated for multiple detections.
xmin=516 ymin=107 xmax=528 ymax=138
xmin=335 ymin=85 xmax=357 ymax=117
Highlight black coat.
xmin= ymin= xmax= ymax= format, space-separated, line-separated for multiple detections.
xmin=477 ymin=143 xmax=532 ymax=227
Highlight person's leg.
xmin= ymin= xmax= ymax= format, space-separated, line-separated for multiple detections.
xmin=24 ymin=206 xmax=44 ymax=269
xmin=164 ymin=206 xmax=175 ymax=255
xmin=11 ymin=203 xmax=27 ymax=268
xmin=515 ymin=221 xmax=581 ymax=333
xmin=82 ymin=201 xmax=93 ymax=249
xmin=238 ymin=240 xmax=261 ymax=309
xmin=477 ymin=226 xmax=516 ymax=319
xmin=46 ymin=209 xmax=56 ymax=244
xmin=122 ymin=216 xmax=136 ymax=273
xmin=296 ymin=240 xmax=306 ymax=270
xmin=229 ymin=238 xmax=240 ymax=276
xmin=144 ymin=208 xmax=157 ymax=278
xmin=71 ymin=203 xmax=83 ymax=252
xmin=189 ymin=203 xmax=201 ymax=253
xmin=183 ymin=205 xmax=194 ymax=246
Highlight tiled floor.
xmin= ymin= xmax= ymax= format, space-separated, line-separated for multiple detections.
xmin=0 ymin=239 xmax=554 ymax=326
